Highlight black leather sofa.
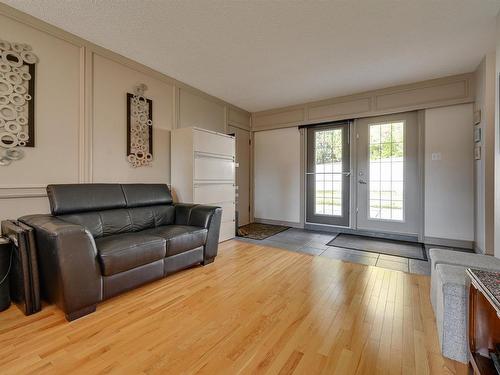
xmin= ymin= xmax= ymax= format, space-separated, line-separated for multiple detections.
xmin=20 ymin=183 xmax=222 ymax=321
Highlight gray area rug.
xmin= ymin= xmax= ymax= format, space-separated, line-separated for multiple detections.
xmin=237 ymin=223 xmax=290 ymax=240
xmin=327 ymin=233 xmax=427 ymax=260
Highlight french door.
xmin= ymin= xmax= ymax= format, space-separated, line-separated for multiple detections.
xmin=306 ymin=122 xmax=350 ymax=226
xmin=355 ymin=112 xmax=419 ymax=235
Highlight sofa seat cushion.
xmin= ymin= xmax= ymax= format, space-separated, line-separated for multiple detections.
xmin=435 ymin=263 xmax=468 ymax=298
xmin=144 ymin=225 xmax=207 ymax=256
xmin=96 ymin=233 xmax=166 ymax=276
xmin=433 ymin=263 xmax=469 ymax=363
xmin=429 ymin=248 xmax=500 ymax=272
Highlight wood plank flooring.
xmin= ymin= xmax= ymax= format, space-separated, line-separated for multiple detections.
xmin=0 ymin=240 xmax=467 ymax=374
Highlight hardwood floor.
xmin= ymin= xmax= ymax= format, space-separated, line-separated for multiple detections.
xmin=0 ymin=240 xmax=467 ymax=374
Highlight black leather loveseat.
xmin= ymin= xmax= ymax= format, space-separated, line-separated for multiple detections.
xmin=20 ymin=183 xmax=222 ymax=321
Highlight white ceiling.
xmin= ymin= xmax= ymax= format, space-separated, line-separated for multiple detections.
xmin=4 ymin=0 xmax=500 ymax=112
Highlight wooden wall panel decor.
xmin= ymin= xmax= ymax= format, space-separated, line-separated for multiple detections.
xmin=308 ymin=97 xmax=371 ymax=120
xmin=228 ymin=106 xmax=251 ymax=130
xmin=252 ymin=107 xmax=306 ymax=130
xmin=251 ymin=73 xmax=474 ymax=131
xmin=0 ymin=38 xmax=37 ymax=166
xmin=126 ymin=84 xmax=153 ymax=167
xmin=374 ymin=80 xmax=468 ymax=110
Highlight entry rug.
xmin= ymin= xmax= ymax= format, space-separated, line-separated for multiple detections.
xmin=327 ymin=233 xmax=427 ymax=260
xmin=237 ymin=223 xmax=290 ymax=240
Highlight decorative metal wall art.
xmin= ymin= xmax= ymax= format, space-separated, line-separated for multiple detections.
xmin=127 ymin=84 xmax=153 ymax=167
xmin=0 ymin=39 xmax=37 ymax=166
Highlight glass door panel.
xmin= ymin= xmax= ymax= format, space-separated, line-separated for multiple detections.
xmin=368 ymin=121 xmax=405 ymax=221
xmin=307 ymin=122 xmax=350 ymax=226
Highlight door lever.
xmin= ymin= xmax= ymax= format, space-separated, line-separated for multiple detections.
xmin=358 ymin=179 xmax=367 ymax=185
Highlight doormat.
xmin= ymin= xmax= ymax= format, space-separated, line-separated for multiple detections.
xmin=237 ymin=223 xmax=290 ymax=240
xmin=327 ymin=233 xmax=427 ymax=260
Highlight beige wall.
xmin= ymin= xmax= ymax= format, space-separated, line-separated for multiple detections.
xmin=252 ymin=103 xmax=476 ymax=246
xmin=495 ymin=11 xmax=500 ymax=258
xmin=254 ymin=127 xmax=301 ymax=224
xmin=0 ymin=12 xmax=81 ymax=220
xmin=424 ymin=104 xmax=475 ymax=243
xmin=178 ymin=88 xmax=226 ymax=133
xmin=474 ymin=54 xmax=496 ymax=254
xmin=92 ymin=54 xmax=173 ymax=183
xmin=0 ymin=7 xmax=250 ymax=223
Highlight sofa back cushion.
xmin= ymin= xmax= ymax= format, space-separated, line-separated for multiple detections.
xmin=60 ymin=206 xmax=175 ymax=239
xmin=121 ymin=184 xmax=173 ymax=207
xmin=50 ymin=183 xmax=175 ymax=238
xmin=48 ymin=184 xmax=126 ymax=216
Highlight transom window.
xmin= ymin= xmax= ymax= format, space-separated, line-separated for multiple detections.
xmin=368 ymin=121 xmax=404 ymax=221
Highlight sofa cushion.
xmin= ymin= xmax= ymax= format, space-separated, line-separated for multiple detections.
xmin=121 ymin=184 xmax=173 ymax=207
xmin=144 ymin=225 xmax=207 ymax=256
xmin=47 ymin=184 xmax=127 ymax=215
xmin=96 ymin=232 xmax=166 ymax=276
xmin=435 ymin=263 xmax=468 ymax=298
xmin=434 ymin=263 xmax=469 ymax=363
xmin=429 ymin=248 xmax=500 ymax=271
xmin=430 ymin=248 xmax=500 ymax=315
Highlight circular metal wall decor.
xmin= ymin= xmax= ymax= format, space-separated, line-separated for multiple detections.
xmin=127 ymin=84 xmax=153 ymax=167
xmin=0 ymin=39 xmax=37 ymax=166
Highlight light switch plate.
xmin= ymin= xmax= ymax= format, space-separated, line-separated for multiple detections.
xmin=431 ymin=152 xmax=442 ymax=161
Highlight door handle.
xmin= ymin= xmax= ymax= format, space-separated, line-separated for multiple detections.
xmin=358 ymin=179 xmax=367 ymax=185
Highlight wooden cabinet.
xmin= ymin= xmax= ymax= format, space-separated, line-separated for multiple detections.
xmin=467 ymin=269 xmax=500 ymax=375
xmin=171 ymin=127 xmax=236 ymax=242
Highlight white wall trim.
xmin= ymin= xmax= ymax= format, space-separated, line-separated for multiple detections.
xmin=0 ymin=185 xmax=47 ymax=199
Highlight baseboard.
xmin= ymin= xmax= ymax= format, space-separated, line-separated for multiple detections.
xmin=424 ymin=236 xmax=474 ymax=250
xmin=253 ymin=218 xmax=303 ymax=229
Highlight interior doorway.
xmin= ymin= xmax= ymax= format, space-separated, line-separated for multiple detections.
xmin=227 ymin=125 xmax=251 ymax=227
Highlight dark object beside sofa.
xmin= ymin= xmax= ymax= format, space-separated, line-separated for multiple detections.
xmin=0 ymin=220 xmax=41 ymax=315
xmin=20 ymin=183 xmax=222 ymax=321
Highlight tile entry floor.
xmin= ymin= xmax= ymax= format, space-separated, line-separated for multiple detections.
xmin=235 ymin=228 xmax=432 ymax=275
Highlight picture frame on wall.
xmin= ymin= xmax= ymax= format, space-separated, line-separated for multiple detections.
xmin=474 ymin=145 xmax=481 ymax=160
xmin=126 ymin=93 xmax=153 ymax=156
xmin=473 ymin=110 xmax=481 ymax=125
xmin=2 ymin=50 xmax=36 ymax=147
xmin=474 ymin=126 xmax=482 ymax=143
xmin=125 ymin=84 xmax=154 ymax=168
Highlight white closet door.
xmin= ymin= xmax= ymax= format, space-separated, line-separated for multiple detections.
xmin=220 ymin=222 xmax=236 ymax=242
xmin=194 ymin=154 xmax=235 ymax=181
xmin=218 ymin=201 xmax=236 ymax=223
xmin=193 ymin=130 xmax=234 ymax=156
xmin=194 ymin=183 xmax=235 ymax=204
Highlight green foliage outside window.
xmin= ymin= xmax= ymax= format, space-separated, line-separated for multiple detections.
xmin=315 ymin=129 xmax=343 ymax=164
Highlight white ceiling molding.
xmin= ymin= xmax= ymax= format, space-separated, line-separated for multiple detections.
xmin=3 ymin=0 xmax=500 ymax=112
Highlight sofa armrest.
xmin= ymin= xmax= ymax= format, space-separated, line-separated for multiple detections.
xmin=174 ymin=204 xmax=222 ymax=262
xmin=19 ymin=214 xmax=102 ymax=319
